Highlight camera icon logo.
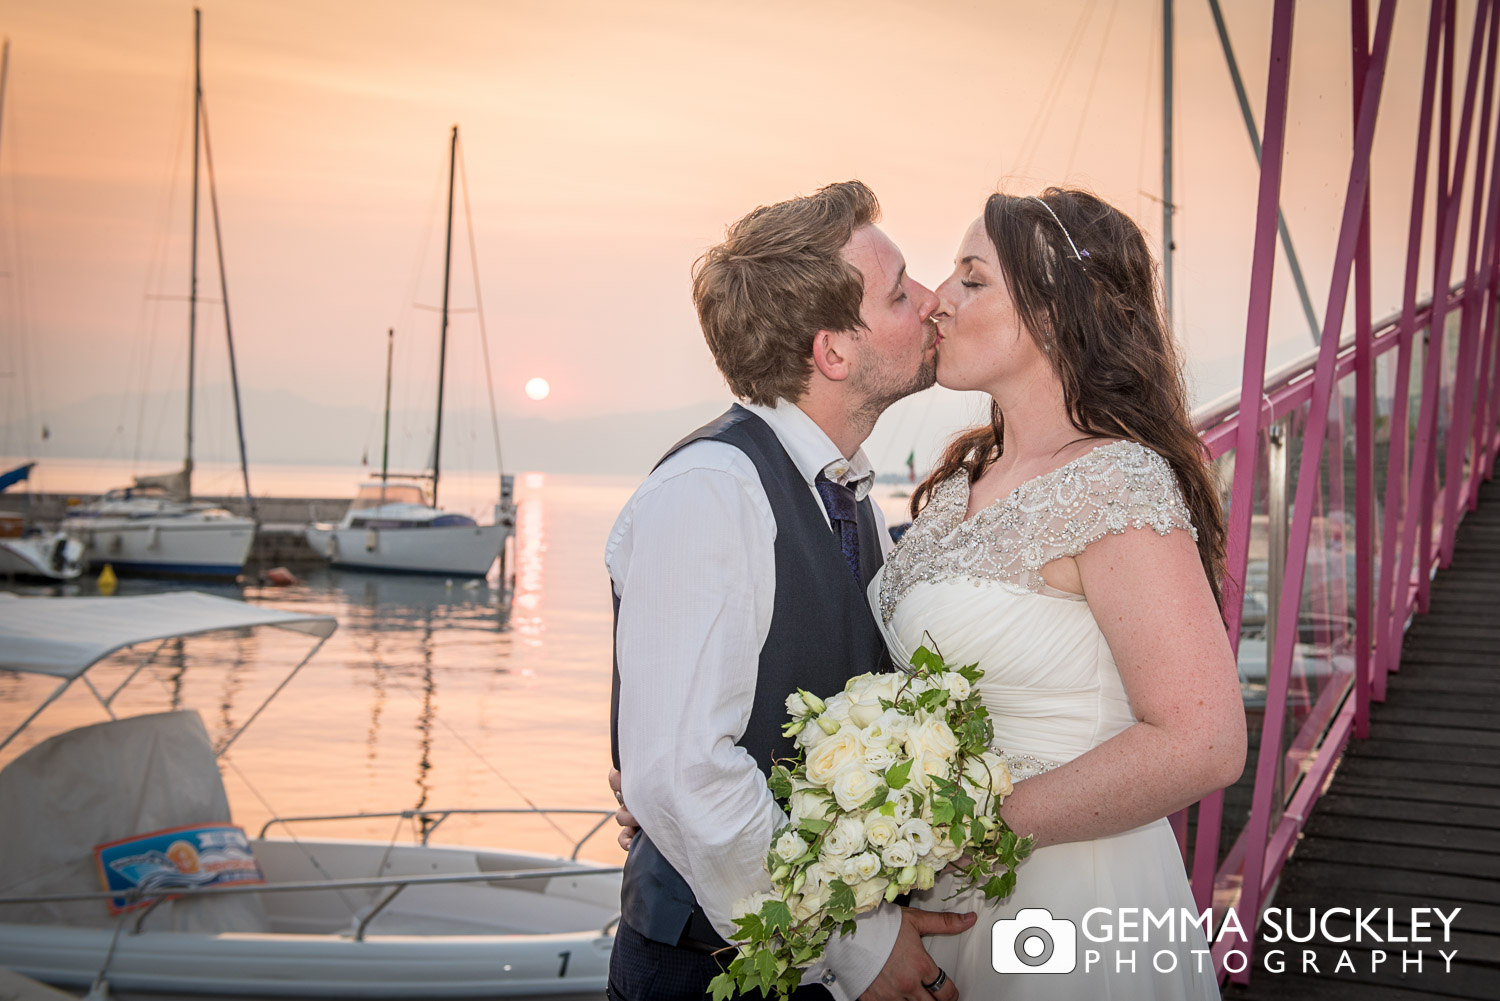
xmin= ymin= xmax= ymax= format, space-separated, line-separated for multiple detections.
xmin=992 ymin=908 xmax=1078 ymax=974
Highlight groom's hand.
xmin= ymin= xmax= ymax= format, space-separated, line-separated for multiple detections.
xmin=860 ymin=906 xmax=974 ymax=1001
xmin=606 ymin=767 xmax=639 ymax=850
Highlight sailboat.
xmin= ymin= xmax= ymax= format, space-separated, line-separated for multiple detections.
xmin=63 ymin=10 xmax=256 ymax=578
xmin=306 ymin=126 xmax=515 ymax=578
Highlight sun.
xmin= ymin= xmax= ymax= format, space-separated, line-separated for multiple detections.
xmin=524 ymin=377 xmax=551 ymax=401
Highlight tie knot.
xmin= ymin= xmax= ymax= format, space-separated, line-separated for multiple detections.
xmin=814 ymin=472 xmax=858 ymax=524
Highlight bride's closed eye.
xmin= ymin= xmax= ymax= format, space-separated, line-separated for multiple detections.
xmin=961 ymin=279 xmax=983 ymax=289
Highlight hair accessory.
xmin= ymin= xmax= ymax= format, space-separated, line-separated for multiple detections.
xmin=1028 ymin=195 xmax=1089 ymax=261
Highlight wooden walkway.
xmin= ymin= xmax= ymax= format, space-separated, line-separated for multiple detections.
xmin=1224 ymin=477 xmax=1500 ymax=1000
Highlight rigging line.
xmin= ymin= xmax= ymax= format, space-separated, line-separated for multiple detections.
xmin=1013 ymin=0 xmax=1100 ymax=178
xmin=350 ymin=633 xmax=574 ymax=844
xmin=1135 ymin=0 xmax=1162 ymax=223
xmin=455 ymin=135 xmax=506 ymax=485
xmin=1204 ymin=0 xmax=1322 ymax=344
xmin=1064 ymin=0 xmax=1123 ymax=178
xmin=129 ymin=64 xmax=194 ymax=470
xmin=197 ymin=91 xmax=255 ymax=514
xmin=1009 ymin=0 xmax=1096 ymax=177
xmin=394 ymin=151 xmax=452 ymax=459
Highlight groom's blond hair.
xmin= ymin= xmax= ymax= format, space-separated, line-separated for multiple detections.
xmin=693 ymin=181 xmax=879 ymax=406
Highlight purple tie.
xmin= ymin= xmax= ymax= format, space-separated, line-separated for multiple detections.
xmin=815 ymin=472 xmax=861 ymax=585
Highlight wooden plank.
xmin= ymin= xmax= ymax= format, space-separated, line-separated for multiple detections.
xmin=1331 ymin=775 xmax=1500 ymax=808
xmin=1230 ymin=942 xmax=1498 ymax=1000
xmin=1364 ymin=706 xmax=1500 ymax=731
xmin=1333 ymin=754 xmax=1500 ymax=788
xmin=1308 ymin=792 xmax=1500 ymax=833
xmin=1359 ymin=689 xmax=1500 ymax=712
xmin=1301 ymin=812 xmax=1500 ymax=854
xmin=1226 ymin=977 xmax=1467 ymax=1001
xmin=1345 ymin=722 xmax=1500 ymax=748
xmin=1276 ymin=863 xmax=1500 ymax=918
xmin=1341 ymin=738 xmax=1500 ymax=768
xmin=1289 ymin=836 xmax=1500 ymax=878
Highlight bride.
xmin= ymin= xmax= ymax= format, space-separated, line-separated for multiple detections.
xmin=873 ymin=188 xmax=1246 ymax=999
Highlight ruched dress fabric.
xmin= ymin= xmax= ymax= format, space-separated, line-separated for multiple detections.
xmin=869 ymin=441 xmax=1220 ymax=1000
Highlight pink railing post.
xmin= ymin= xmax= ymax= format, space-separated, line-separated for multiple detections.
xmin=1354 ymin=0 xmax=1374 ymax=740
xmin=1204 ymin=0 xmax=1298 ymax=944
xmin=1440 ymin=7 xmax=1500 ymax=564
xmin=1225 ymin=0 xmax=1399 ymax=983
xmin=1394 ymin=0 xmax=1491 ymax=654
xmin=1375 ymin=0 xmax=1446 ymax=700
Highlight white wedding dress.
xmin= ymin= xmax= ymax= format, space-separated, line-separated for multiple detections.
xmin=869 ymin=440 xmax=1220 ymax=1000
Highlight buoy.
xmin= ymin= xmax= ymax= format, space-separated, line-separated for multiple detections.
xmin=98 ymin=563 xmax=118 ymax=596
xmin=264 ymin=567 xmax=300 ymax=587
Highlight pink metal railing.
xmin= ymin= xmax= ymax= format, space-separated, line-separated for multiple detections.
xmin=1180 ymin=0 xmax=1500 ymax=983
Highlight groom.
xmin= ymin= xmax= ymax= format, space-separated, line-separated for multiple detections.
xmin=607 ymin=181 xmax=973 ymax=1001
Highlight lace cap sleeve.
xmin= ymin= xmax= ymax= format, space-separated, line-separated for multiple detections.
xmin=877 ymin=440 xmax=1198 ymax=622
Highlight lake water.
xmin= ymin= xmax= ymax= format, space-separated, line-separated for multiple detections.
xmin=0 ymin=464 xmax=916 ymax=869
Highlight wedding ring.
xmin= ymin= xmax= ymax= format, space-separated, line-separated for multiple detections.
xmin=922 ymin=968 xmax=947 ymax=994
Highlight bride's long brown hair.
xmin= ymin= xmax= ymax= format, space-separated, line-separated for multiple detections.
xmin=910 ymin=188 xmax=1226 ymax=608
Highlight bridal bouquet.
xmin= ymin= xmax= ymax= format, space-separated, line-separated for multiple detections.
xmin=709 ymin=645 xmax=1035 ymax=1000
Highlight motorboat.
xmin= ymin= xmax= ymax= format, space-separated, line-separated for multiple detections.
xmin=0 ymin=590 xmax=620 ymax=998
xmin=0 ymin=464 xmax=83 ymax=581
xmin=306 ymin=476 xmax=514 ymax=578
xmin=306 ymin=128 xmax=515 ymax=579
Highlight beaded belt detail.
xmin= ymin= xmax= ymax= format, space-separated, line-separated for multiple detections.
xmin=1003 ymin=752 xmax=1064 ymax=780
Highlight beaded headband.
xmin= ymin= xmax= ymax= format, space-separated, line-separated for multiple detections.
xmin=1028 ymin=195 xmax=1090 ymax=261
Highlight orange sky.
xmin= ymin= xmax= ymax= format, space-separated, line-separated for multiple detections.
xmin=0 ymin=0 xmax=1481 ymax=474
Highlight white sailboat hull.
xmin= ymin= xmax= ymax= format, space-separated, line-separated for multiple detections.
xmin=0 ymin=533 xmax=83 ymax=580
xmin=306 ymin=522 xmax=503 ymax=577
xmin=0 ymin=838 xmax=616 ymax=999
xmin=65 ymin=515 xmax=255 ymax=577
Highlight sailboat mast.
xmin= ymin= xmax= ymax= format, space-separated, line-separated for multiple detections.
xmin=185 ymin=7 xmax=201 ymax=499
xmin=381 ymin=327 xmax=393 ymax=498
xmin=431 ymin=125 xmax=457 ymax=509
xmin=0 ymin=39 xmax=11 ymax=169
xmin=1161 ymin=0 xmax=1174 ymax=328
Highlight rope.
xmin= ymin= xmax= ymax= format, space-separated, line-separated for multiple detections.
xmin=455 ymin=133 xmax=507 ymax=487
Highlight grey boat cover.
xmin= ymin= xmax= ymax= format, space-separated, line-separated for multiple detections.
xmin=0 ymin=709 xmax=270 ymax=931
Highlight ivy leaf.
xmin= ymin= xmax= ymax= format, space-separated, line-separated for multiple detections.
xmin=799 ymin=817 xmax=832 ymax=836
xmin=909 ymin=645 xmax=943 ymax=673
xmin=760 ymin=899 xmax=793 ymax=938
xmin=860 ymin=783 xmax=890 ymax=811
xmin=931 ymin=795 xmax=955 ymax=826
xmin=768 ymin=765 xmax=794 ymax=799
xmin=731 ymin=913 xmax=764 ymax=942
xmin=827 ymin=879 xmax=857 ymax=919
xmin=958 ymin=663 xmax=983 ymax=684
xmin=709 ymin=972 xmax=737 ymax=1001
xmin=755 ymin=947 xmax=777 ymax=985
xmin=885 ymin=758 xmax=913 ymax=791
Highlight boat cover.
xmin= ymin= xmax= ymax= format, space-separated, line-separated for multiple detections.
xmin=0 ymin=591 xmax=336 ymax=679
xmin=0 ymin=709 xmax=271 ymax=931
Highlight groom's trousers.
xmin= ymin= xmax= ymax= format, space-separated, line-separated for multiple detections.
xmin=607 ymin=918 xmax=834 ymax=1001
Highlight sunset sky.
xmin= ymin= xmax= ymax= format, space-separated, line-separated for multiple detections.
xmin=0 ymin=0 xmax=1480 ymax=478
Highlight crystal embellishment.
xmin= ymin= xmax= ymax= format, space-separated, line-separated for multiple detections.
xmin=879 ymin=440 xmax=1196 ymax=624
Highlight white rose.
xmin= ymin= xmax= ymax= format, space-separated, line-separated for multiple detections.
xmin=862 ymin=708 xmax=908 ymax=748
xmin=785 ymin=691 xmax=810 ymax=717
xmin=821 ymin=692 xmax=854 ymax=728
xmin=806 ymin=727 xmax=866 ymax=785
xmin=788 ymin=788 xmax=831 ymax=826
xmin=852 ymin=876 xmax=891 ymax=910
xmin=862 ymin=742 xmax=898 ymax=772
xmin=981 ymin=751 xmax=1015 ymax=798
xmin=864 ymin=813 xmax=900 ymax=849
xmin=910 ymin=751 xmax=951 ymax=788
xmin=898 ymin=818 xmax=934 ymax=857
xmin=905 ymin=718 xmax=960 ymax=762
xmin=940 ymin=671 xmax=971 ymax=701
xmin=820 ymin=816 xmax=866 ymax=862
xmin=881 ymin=838 xmax=916 ymax=869
xmin=928 ymin=829 xmax=963 ymax=863
xmin=803 ymin=861 xmax=837 ymax=893
xmin=791 ymin=885 xmax=830 ymax=922
xmin=846 ymin=674 xmax=900 ymax=727
xmin=886 ymin=788 xmax=915 ymax=824
xmin=850 ymin=850 xmax=882 ymax=882
xmin=774 ymin=828 xmax=809 ymax=864
xmin=831 ymin=767 xmax=882 ymax=812
xmin=732 ymin=890 xmax=776 ymax=924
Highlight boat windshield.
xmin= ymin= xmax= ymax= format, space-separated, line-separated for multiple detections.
xmin=351 ymin=483 xmax=428 ymax=510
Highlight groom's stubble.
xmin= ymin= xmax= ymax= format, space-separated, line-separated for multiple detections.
xmin=848 ymin=318 xmax=940 ymax=434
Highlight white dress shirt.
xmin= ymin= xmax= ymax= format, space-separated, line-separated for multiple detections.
xmin=606 ymin=399 xmax=899 ymax=1000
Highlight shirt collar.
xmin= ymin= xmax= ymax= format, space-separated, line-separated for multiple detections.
xmin=740 ymin=399 xmax=877 ymax=501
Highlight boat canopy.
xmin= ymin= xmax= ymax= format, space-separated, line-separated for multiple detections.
xmin=0 ymin=591 xmax=334 ymax=679
xmin=0 ymin=591 xmax=336 ymax=755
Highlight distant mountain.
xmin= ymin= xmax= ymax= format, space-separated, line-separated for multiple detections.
xmin=1 ymin=384 xmax=727 ymax=476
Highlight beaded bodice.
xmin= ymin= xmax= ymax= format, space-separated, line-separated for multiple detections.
xmin=878 ymin=440 xmax=1195 ymax=624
